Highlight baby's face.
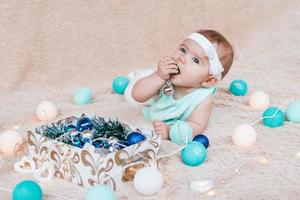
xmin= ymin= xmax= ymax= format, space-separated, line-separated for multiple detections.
xmin=169 ymin=39 xmax=211 ymax=88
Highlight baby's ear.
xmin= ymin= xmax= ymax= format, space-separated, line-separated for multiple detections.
xmin=201 ymin=75 xmax=218 ymax=88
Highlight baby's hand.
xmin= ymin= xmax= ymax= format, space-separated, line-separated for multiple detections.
xmin=152 ymin=120 xmax=170 ymax=140
xmin=156 ymin=56 xmax=179 ymax=80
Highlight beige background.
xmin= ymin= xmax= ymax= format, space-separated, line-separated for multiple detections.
xmin=0 ymin=0 xmax=300 ymax=199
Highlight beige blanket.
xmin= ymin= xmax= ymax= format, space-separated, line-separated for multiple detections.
xmin=0 ymin=0 xmax=299 ymax=199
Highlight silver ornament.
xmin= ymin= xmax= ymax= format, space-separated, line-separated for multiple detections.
xmin=163 ymin=80 xmax=174 ymax=96
xmin=108 ymin=136 xmax=118 ymax=146
xmin=80 ymin=130 xmax=94 ymax=143
xmin=65 ymin=116 xmax=78 ymax=125
xmin=69 ymin=130 xmax=80 ymax=139
xmin=108 ymin=136 xmax=119 ymax=153
xmin=69 ymin=130 xmax=81 ymax=147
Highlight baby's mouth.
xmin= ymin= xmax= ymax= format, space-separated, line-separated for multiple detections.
xmin=170 ymin=63 xmax=181 ymax=75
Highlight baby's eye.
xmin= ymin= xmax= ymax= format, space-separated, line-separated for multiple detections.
xmin=179 ymin=47 xmax=186 ymax=53
xmin=192 ymin=57 xmax=199 ymax=64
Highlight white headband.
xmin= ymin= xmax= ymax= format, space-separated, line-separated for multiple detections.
xmin=186 ymin=33 xmax=224 ymax=79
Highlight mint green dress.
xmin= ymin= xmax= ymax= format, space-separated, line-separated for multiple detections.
xmin=143 ymin=86 xmax=217 ymax=126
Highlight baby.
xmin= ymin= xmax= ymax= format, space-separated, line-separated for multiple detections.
xmin=130 ymin=29 xmax=234 ymax=140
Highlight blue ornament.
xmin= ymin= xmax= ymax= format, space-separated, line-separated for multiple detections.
xmin=76 ymin=117 xmax=93 ymax=132
xmin=229 ymin=79 xmax=248 ymax=96
xmin=286 ymin=101 xmax=300 ymax=123
xmin=92 ymin=141 xmax=101 ymax=148
xmin=85 ymin=184 xmax=116 ymax=200
xmin=263 ymin=106 xmax=285 ymax=128
xmin=73 ymin=87 xmax=93 ymax=105
xmin=181 ymin=141 xmax=207 ymax=167
xmin=127 ymin=132 xmax=146 ymax=145
xmin=193 ymin=134 xmax=209 ymax=148
xmin=169 ymin=121 xmax=193 ymax=145
xmin=112 ymin=76 xmax=129 ymax=94
xmin=13 ymin=180 xmax=43 ymax=200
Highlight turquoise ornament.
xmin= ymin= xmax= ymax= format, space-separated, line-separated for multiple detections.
xmin=229 ymin=79 xmax=248 ymax=96
xmin=73 ymin=87 xmax=93 ymax=105
xmin=85 ymin=184 xmax=116 ymax=200
xmin=13 ymin=180 xmax=43 ymax=200
xmin=112 ymin=76 xmax=129 ymax=94
xmin=263 ymin=106 xmax=285 ymax=128
xmin=69 ymin=130 xmax=83 ymax=148
xmin=286 ymin=101 xmax=300 ymax=123
xmin=169 ymin=121 xmax=193 ymax=145
xmin=64 ymin=124 xmax=77 ymax=132
xmin=181 ymin=141 xmax=207 ymax=166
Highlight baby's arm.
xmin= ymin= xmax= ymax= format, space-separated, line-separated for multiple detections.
xmin=132 ymin=56 xmax=179 ymax=102
xmin=131 ymin=72 xmax=165 ymax=102
xmin=187 ymin=94 xmax=213 ymax=136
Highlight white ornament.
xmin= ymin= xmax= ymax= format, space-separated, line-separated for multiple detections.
xmin=232 ymin=124 xmax=257 ymax=148
xmin=133 ymin=166 xmax=163 ymax=196
xmin=249 ymin=91 xmax=270 ymax=110
xmin=36 ymin=101 xmax=58 ymax=121
xmin=0 ymin=130 xmax=23 ymax=155
xmin=190 ymin=180 xmax=214 ymax=193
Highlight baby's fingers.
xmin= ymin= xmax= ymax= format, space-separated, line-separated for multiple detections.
xmin=163 ymin=59 xmax=176 ymax=65
xmin=167 ymin=63 xmax=179 ymax=70
xmin=154 ymin=127 xmax=164 ymax=133
xmin=153 ymin=120 xmax=167 ymax=126
xmin=153 ymin=123 xmax=164 ymax=130
xmin=167 ymin=68 xmax=180 ymax=75
xmin=154 ymin=129 xmax=169 ymax=140
xmin=152 ymin=120 xmax=161 ymax=126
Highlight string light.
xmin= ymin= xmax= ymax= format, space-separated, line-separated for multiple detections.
xmin=251 ymin=99 xmax=292 ymax=126
xmin=12 ymin=118 xmax=25 ymax=130
xmin=2 ymin=97 xmax=298 ymax=199
xmin=259 ymin=158 xmax=269 ymax=165
xmin=207 ymin=190 xmax=216 ymax=196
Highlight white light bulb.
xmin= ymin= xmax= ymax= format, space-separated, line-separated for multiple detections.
xmin=207 ymin=190 xmax=216 ymax=196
